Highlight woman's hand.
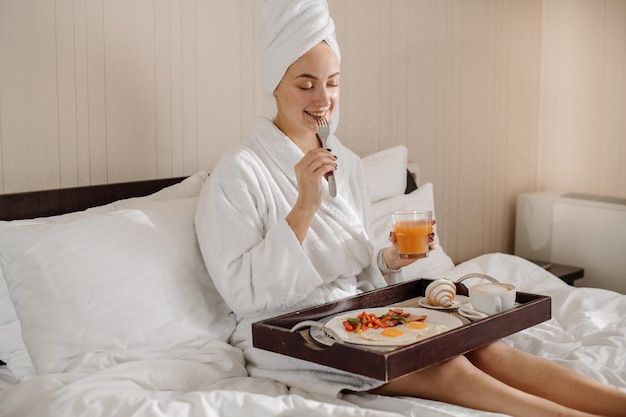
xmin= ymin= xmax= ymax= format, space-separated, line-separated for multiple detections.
xmin=286 ymin=148 xmax=337 ymax=242
xmin=382 ymin=219 xmax=438 ymax=271
xmin=294 ymin=147 xmax=337 ymax=209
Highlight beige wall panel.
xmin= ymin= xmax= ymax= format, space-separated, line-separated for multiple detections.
xmin=85 ymin=0 xmax=108 ymax=185
xmin=441 ymin=0 xmax=495 ymax=261
xmin=405 ymin=0 xmax=439 ymax=183
xmin=0 ymin=81 xmax=3 ymax=193
xmin=337 ymin=1 xmax=385 ymax=155
xmin=154 ymin=0 xmax=174 ymax=177
xmin=104 ymin=0 xmax=158 ymax=183
xmin=539 ymin=0 xmax=626 ymax=198
xmin=197 ymin=1 xmax=243 ymax=172
xmin=0 ymin=1 xmax=60 ymax=193
xmin=73 ymin=0 xmax=92 ymax=186
xmin=496 ymin=0 xmax=542 ymax=253
xmin=168 ymin=1 xmax=184 ymax=175
xmin=237 ymin=2 xmax=261 ymax=148
xmin=180 ymin=0 xmax=198 ymax=174
xmin=388 ymin=1 xmax=411 ymax=154
xmin=598 ymin=0 xmax=626 ymax=194
xmin=56 ymin=0 xmax=79 ymax=187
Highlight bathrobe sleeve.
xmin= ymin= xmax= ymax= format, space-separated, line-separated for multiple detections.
xmin=195 ymin=165 xmax=322 ymax=318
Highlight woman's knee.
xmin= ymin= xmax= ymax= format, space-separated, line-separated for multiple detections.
xmin=435 ymin=354 xmax=483 ymax=382
xmin=371 ymin=355 xmax=478 ymax=397
xmin=465 ymin=341 xmax=512 ymax=367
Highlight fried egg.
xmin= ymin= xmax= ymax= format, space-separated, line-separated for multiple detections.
xmin=406 ymin=321 xmax=429 ymax=330
xmin=405 ymin=322 xmax=449 ymax=338
xmin=355 ymin=321 xmax=447 ymax=344
xmin=358 ymin=326 xmax=417 ymax=343
xmin=381 ymin=328 xmax=404 ymax=338
xmin=404 ymin=321 xmax=438 ymax=337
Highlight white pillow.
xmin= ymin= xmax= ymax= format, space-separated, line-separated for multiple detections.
xmin=0 ymin=172 xmax=213 ymax=377
xmin=370 ymin=183 xmax=455 ymax=280
xmin=81 ymin=170 xmax=210 ymax=215
xmin=0 ymin=197 xmax=234 ymax=375
xmin=362 ymin=145 xmax=408 ymax=203
xmin=0 ymin=271 xmax=33 ymax=378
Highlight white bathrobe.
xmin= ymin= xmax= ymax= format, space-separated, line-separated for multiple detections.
xmin=195 ymin=117 xmax=389 ymax=396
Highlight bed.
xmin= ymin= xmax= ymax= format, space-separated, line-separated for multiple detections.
xmin=1 ymin=146 xmax=625 ymax=417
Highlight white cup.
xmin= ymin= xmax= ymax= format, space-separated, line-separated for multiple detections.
xmin=469 ymin=282 xmax=516 ymax=315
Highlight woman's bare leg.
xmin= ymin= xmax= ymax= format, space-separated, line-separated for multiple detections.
xmin=370 ymin=352 xmax=605 ymax=417
xmin=465 ymin=341 xmax=626 ymax=417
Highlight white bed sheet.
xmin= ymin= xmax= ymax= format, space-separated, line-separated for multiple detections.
xmin=1 ymin=253 xmax=624 ymax=417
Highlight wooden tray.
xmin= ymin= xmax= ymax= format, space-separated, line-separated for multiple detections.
xmin=252 ymin=278 xmax=551 ymax=382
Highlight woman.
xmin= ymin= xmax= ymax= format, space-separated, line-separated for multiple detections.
xmin=195 ymin=1 xmax=626 ymax=416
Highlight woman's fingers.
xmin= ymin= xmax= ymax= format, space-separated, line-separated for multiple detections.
xmin=429 ymin=221 xmax=439 ymax=250
xmin=298 ymin=148 xmax=336 ymax=179
xmin=311 ymin=150 xmax=337 ymax=177
xmin=293 ymin=148 xmax=337 ymax=209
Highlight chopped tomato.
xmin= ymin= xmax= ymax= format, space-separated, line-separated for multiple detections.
xmin=341 ymin=308 xmax=425 ymax=333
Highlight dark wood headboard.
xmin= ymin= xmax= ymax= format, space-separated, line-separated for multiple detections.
xmin=0 ymin=177 xmax=187 ymax=221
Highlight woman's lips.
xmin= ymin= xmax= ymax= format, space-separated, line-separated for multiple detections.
xmin=305 ymin=110 xmax=327 ymax=119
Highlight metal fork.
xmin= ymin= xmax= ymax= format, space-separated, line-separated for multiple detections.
xmin=315 ymin=117 xmax=337 ymax=197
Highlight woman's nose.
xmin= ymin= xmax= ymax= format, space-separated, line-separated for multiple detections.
xmin=314 ymin=87 xmax=332 ymax=107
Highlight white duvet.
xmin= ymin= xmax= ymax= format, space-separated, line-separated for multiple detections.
xmin=2 ymin=253 xmax=625 ymax=417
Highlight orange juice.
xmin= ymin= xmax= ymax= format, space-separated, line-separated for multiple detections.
xmin=393 ymin=219 xmax=432 ymax=259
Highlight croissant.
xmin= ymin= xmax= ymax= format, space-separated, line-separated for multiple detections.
xmin=425 ymin=278 xmax=457 ymax=307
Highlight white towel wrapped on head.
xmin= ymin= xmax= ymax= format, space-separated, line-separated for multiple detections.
xmin=258 ymin=0 xmax=341 ymax=127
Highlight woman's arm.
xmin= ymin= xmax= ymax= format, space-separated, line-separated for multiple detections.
xmin=195 ymin=175 xmax=324 ymax=319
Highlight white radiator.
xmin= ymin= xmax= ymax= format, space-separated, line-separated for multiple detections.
xmin=514 ymin=191 xmax=626 ymax=294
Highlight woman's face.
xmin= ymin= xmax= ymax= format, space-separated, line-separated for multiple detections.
xmin=273 ymin=42 xmax=340 ymax=143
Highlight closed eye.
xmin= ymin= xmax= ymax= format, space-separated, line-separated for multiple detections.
xmin=295 ymin=73 xmax=340 ymax=90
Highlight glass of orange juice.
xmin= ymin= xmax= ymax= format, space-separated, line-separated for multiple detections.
xmin=391 ymin=210 xmax=432 ymax=259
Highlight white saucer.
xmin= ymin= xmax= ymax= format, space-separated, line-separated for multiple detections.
xmin=418 ymin=295 xmax=469 ymax=310
xmin=457 ymin=304 xmax=489 ymax=321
